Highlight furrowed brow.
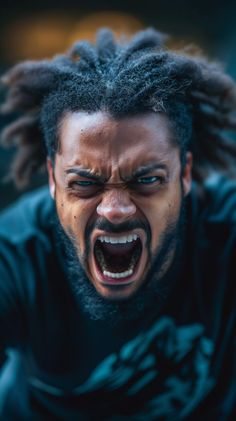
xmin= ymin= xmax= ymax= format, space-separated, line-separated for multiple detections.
xmin=132 ymin=163 xmax=168 ymax=178
xmin=65 ymin=168 xmax=105 ymax=182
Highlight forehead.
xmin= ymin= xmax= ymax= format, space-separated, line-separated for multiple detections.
xmin=57 ymin=111 xmax=178 ymax=172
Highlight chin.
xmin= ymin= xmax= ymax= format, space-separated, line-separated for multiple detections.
xmin=90 ymin=276 xmax=147 ymax=301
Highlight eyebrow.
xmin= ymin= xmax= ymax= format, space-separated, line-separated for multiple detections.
xmin=131 ymin=163 xmax=168 ymax=179
xmin=65 ymin=168 xmax=105 ymax=182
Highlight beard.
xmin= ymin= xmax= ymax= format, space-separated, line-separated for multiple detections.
xmin=53 ymin=199 xmax=186 ymax=326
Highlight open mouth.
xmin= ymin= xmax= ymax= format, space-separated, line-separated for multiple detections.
xmin=93 ymin=233 xmax=143 ymax=284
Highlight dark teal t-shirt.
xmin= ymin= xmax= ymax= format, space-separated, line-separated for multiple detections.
xmin=0 ymin=177 xmax=235 ymax=420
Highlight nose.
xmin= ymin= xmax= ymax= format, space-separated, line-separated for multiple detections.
xmin=96 ymin=188 xmax=136 ymax=224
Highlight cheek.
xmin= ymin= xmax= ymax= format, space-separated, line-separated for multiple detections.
xmin=135 ymin=187 xmax=182 ymax=249
xmin=55 ymin=194 xmax=94 ymax=245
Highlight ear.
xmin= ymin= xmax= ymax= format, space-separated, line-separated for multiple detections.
xmin=182 ymin=152 xmax=193 ymax=196
xmin=47 ymin=157 xmax=56 ymax=199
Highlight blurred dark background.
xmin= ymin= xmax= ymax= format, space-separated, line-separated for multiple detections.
xmin=1 ymin=0 xmax=236 ymax=210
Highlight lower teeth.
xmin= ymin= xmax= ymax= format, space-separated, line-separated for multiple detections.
xmin=95 ymin=245 xmax=139 ymax=279
xmin=103 ymin=268 xmax=133 ymax=279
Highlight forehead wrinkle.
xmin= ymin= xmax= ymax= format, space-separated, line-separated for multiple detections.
xmin=115 ymin=147 xmax=172 ymax=179
xmin=62 ymin=150 xmax=113 ymax=177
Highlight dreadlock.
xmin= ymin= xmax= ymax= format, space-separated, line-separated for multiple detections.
xmin=1 ymin=28 xmax=236 ymax=188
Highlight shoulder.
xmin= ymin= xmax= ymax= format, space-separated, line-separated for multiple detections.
xmin=190 ymin=174 xmax=236 ymax=228
xmin=188 ymin=176 xmax=236 ymax=339
xmin=0 ymin=185 xmax=54 ymax=245
xmin=188 ymin=175 xmax=236 ymax=295
xmin=0 ymin=186 xmax=55 ymax=323
xmin=202 ymin=174 xmax=236 ymax=223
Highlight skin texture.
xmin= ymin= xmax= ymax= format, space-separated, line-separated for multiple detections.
xmin=47 ymin=111 xmax=192 ymax=301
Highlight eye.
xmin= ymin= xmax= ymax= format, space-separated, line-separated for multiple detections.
xmin=73 ymin=180 xmax=98 ymax=186
xmin=129 ymin=175 xmax=166 ymax=195
xmin=67 ymin=180 xmax=103 ymax=198
xmin=136 ymin=176 xmax=163 ymax=184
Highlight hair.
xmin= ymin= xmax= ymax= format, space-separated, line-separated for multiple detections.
xmin=1 ymin=28 xmax=236 ymax=188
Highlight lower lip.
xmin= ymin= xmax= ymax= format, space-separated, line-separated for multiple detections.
xmin=94 ymin=260 xmax=137 ymax=286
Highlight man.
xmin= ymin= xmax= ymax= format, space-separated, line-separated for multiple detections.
xmin=0 ymin=28 xmax=236 ymax=420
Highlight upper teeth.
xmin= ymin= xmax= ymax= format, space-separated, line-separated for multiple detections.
xmin=97 ymin=234 xmax=138 ymax=244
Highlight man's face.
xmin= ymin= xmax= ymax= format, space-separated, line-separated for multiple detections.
xmin=48 ymin=111 xmax=192 ymax=302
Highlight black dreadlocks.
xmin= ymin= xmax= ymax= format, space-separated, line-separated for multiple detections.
xmin=1 ymin=28 xmax=236 ymax=188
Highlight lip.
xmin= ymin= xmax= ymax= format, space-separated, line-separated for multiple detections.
xmin=88 ymin=229 xmax=148 ymax=287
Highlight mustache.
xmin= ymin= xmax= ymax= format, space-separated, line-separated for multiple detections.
xmin=86 ymin=217 xmax=151 ymax=239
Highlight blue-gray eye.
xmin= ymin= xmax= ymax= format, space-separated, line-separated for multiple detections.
xmin=137 ymin=176 xmax=161 ymax=184
xmin=68 ymin=180 xmax=103 ymax=198
xmin=75 ymin=180 xmax=98 ymax=186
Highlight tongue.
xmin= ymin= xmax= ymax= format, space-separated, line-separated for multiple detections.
xmin=99 ymin=241 xmax=137 ymax=257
